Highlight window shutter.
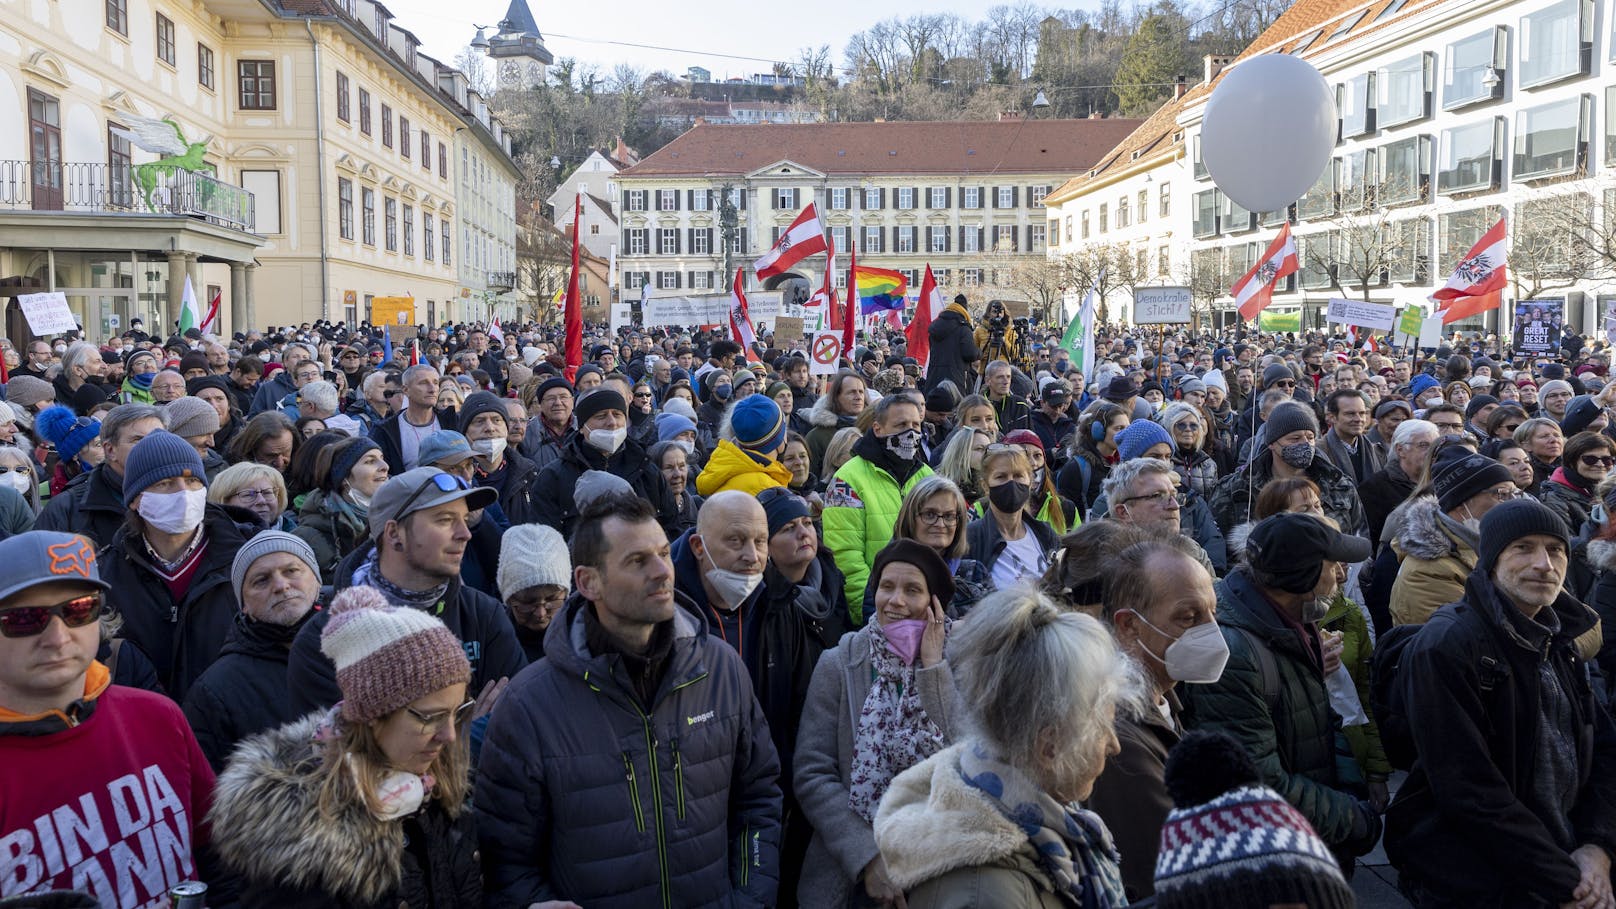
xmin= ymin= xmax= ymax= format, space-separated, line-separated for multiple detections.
xmin=945 ymin=187 xmax=953 ymax=209
xmin=655 ymin=191 xmax=664 ymax=212
xmin=891 ymin=226 xmax=899 ymax=251
xmin=687 ymin=227 xmax=694 ymax=252
xmin=1025 ymin=224 xmax=1033 ymax=249
xmin=673 ymin=230 xmax=681 ymax=255
xmin=879 ymin=188 xmax=887 ymax=209
xmin=1012 ymin=186 xmax=1020 ymax=208
xmin=704 ymin=227 xmax=713 ymax=250
xmin=945 ymin=227 xmax=952 ymax=252
xmin=622 ymin=189 xmax=631 ymax=211
xmin=672 ymin=272 xmax=681 ymax=289
xmin=1012 ymin=227 xmax=1020 ymax=252
xmin=977 ymin=227 xmax=985 ymax=250
xmin=958 ymin=226 xmax=966 ymax=250
xmin=655 ymin=230 xmax=664 ymax=254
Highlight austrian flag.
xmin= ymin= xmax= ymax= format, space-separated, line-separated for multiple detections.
xmin=1232 ymin=223 xmax=1299 ymax=321
xmin=729 ymin=267 xmax=762 ymax=363
xmin=1433 ymin=216 xmax=1507 ymax=324
xmin=753 ymin=203 xmax=829 ymax=279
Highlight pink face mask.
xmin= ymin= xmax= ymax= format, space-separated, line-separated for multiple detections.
xmin=882 ymin=619 xmax=928 ymax=666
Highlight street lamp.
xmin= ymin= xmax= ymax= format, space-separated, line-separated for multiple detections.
xmin=469 ymin=23 xmax=493 ymax=51
xmin=1032 ymin=89 xmax=1051 ymax=110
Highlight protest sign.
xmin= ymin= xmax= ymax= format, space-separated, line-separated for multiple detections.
xmin=808 ymin=331 xmax=843 ymax=375
xmin=774 ymin=316 xmax=804 ymax=343
xmin=1133 ymin=287 xmax=1192 ymax=324
xmin=1325 ymin=298 xmax=1396 ymax=331
xmin=17 ymin=292 xmax=77 ymax=336
xmin=1513 ymin=299 xmax=1563 ymax=354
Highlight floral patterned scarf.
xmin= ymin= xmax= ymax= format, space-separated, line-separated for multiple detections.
xmin=848 ymin=620 xmax=947 ymax=822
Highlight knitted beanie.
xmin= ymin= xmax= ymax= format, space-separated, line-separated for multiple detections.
xmin=122 ymin=431 xmax=206 ymax=505
xmin=575 ymin=469 xmax=633 ymax=512
xmin=36 ymin=406 xmax=101 ymax=463
xmin=458 ymin=391 xmax=508 ymax=435
xmin=1116 ymin=419 xmax=1173 ymax=461
xmin=231 ymin=530 xmax=320 ymax=605
xmin=1201 ymin=369 xmax=1228 ymax=393
xmin=1155 ymin=730 xmax=1353 ymax=909
xmin=320 ymin=585 xmax=472 ymax=724
xmin=729 ymin=395 xmax=788 ymax=454
xmin=5 ymin=375 xmax=54 ymax=409
xmin=163 ymin=396 xmax=221 ymax=439
xmin=870 ymin=538 xmax=955 ymax=609
xmin=573 ymin=388 xmax=627 ymax=426
xmin=179 ymin=351 xmax=209 ymax=375
xmin=655 ymin=412 xmax=697 ymax=443
xmin=1432 ymin=450 xmax=1513 ymax=513
xmin=1177 ymin=376 xmax=1206 ymax=396
xmin=1261 ymin=363 xmax=1295 ymax=389
xmin=533 ymin=376 xmax=573 ymax=404
xmin=186 ymin=375 xmax=232 ymax=399
xmin=497 ymin=523 xmax=571 ymax=598
xmin=1003 ymin=428 xmax=1043 ymax=452
xmin=1263 ymin=401 xmax=1319 ymax=443
xmin=759 ymin=489 xmax=811 ymax=538
xmin=1408 ymin=373 xmax=1441 ymax=400
xmin=1464 ymin=394 xmax=1499 ymax=421
xmin=328 ymin=437 xmax=381 ymax=492
xmin=1478 ymin=497 xmax=1569 ymax=574
xmin=661 ymin=397 xmax=697 ymax=421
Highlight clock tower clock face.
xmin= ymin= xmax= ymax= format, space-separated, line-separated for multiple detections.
xmin=499 ymin=60 xmax=521 ymax=84
xmin=527 ymin=61 xmax=544 ymax=85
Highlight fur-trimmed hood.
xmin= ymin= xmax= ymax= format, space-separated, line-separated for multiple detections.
xmin=208 ymin=713 xmax=413 ymax=904
xmin=1227 ymin=520 xmax=1255 ymax=564
xmin=1392 ymin=495 xmax=1471 ymax=561
xmin=1588 ymin=538 xmax=1616 ymax=573
xmin=874 ymin=743 xmax=1054 ymax=893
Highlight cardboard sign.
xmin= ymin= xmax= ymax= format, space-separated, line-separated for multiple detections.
xmin=808 ymin=331 xmax=843 ymax=375
xmin=370 ymin=296 xmax=415 ymax=327
xmin=17 ymin=292 xmax=77 ymax=336
xmin=1133 ymin=286 xmax=1192 ymax=324
xmin=1325 ymin=298 xmax=1396 ymax=331
xmin=774 ymin=316 xmax=804 ymax=343
xmin=1002 ymin=300 xmax=1031 ymax=319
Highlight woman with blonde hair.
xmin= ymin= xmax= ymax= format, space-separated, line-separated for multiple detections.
xmin=875 ymin=586 xmax=1140 ymax=907
xmin=209 ymin=586 xmax=482 ymax=908
xmin=967 ymin=446 xmax=1056 ymax=588
xmin=935 ymin=426 xmax=992 ymax=507
xmin=822 ymin=426 xmax=863 ymax=480
xmin=210 ymin=461 xmax=295 ymax=531
xmin=0 ymin=444 xmax=42 ymax=513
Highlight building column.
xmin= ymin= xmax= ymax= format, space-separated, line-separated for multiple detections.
xmin=165 ymin=251 xmax=188 ymax=335
xmin=244 ymin=264 xmax=257 ymax=329
xmin=229 ymin=263 xmax=247 ymax=337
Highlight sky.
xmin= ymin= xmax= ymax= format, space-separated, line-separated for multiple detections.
xmin=379 ymin=0 xmax=992 ymax=82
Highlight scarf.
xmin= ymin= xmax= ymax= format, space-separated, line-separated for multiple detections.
xmin=350 ymin=547 xmax=449 ymax=612
xmin=848 ymin=621 xmax=947 ymax=822
xmin=121 ymin=374 xmax=154 ymax=404
xmin=851 ymin=429 xmax=923 ymax=486
xmin=957 ymin=742 xmax=1128 ymax=909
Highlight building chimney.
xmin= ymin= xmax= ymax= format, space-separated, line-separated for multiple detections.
xmin=999 ymin=110 xmax=1023 ymax=122
xmin=1088 ymin=110 xmax=1103 ymax=120
xmin=1174 ymin=75 xmax=1188 ymax=99
xmin=1204 ymin=54 xmax=1234 ymax=83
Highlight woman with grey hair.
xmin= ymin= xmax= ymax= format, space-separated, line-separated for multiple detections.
xmin=1155 ymin=401 xmax=1219 ymax=498
xmin=875 ymin=585 xmax=1141 ymax=908
xmin=0 ymin=444 xmax=42 ymax=514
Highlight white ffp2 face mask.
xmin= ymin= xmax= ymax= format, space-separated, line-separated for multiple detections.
xmin=586 ymin=427 xmax=627 ymax=455
xmin=138 ymin=487 xmax=207 ymax=535
xmin=471 ymin=437 xmax=507 ymax=463
xmin=1129 ymin=612 xmax=1230 ymax=684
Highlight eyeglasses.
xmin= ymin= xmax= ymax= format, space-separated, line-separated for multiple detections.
xmin=230 ymin=487 xmax=278 ymax=504
xmin=1121 ymin=488 xmax=1185 ymax=508
xmin=391 ymin=472 xmax=470 ymax=523
xmin=1502 ymin=423 xmax=1522 ymax=433
xmin=510 ymin=590 xmax=568 ymax=615
xmin=1486 ymin=486 xmax=1523 ymax=503
xmin=404 ymin=698 xmax=476 ymax=735
xmin=1580 ymin=455 xmax=1616 ymax=469
xmin=1173 ymin=421 xmax=1202 ymax=433
xmin=918 ymin=509 xmax=960 ymax=527
xmin=0 ymin=593 xmax=104 ymax=638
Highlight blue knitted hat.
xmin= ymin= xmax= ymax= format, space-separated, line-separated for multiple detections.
xmin=122 ymin=430 xmax=206 ymax=505
xmin=36 ymin=405 xmax=101 ymax=464
xmin=729 ymin=395 xmax=788 ymax=454
xmin=1116 ymin=419 xmax=1173 ymax=461
xmin=655 ymin=412 xmax=697 ymax=443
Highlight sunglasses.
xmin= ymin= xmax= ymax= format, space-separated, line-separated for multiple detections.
xmin=391 ymin=472 xmax=471 ymax=523
xmin=0 ymin=592 xmax=104 ymax=638
xmin=1581 ymin=455 xmax=1615 ymax=469
xmin=1173 ymin=421 xmax=1202 ymax=433
xmin=1271 ymin=380 xmax=1297 ymax=388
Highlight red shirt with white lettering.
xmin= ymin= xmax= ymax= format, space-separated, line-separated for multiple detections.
xmin=0 ymin=667 xmax=215 ymax=907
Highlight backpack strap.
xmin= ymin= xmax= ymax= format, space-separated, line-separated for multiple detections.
xmin=1231 ymin=625 xmax=1282 ymax=713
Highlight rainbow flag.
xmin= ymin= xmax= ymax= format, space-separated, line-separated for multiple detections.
xmin=854 ymin=265 xmax=908 ymax=315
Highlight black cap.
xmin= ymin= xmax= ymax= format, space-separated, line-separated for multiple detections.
xmin=1245 ymin=514 xmax=1372 ymax=594
xmin=1102 ymin=376 xmax=1139 ymax=403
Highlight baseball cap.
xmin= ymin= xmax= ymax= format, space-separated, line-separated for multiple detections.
xmin=417 ymin=431 xmax=478 ymax=468
xmin=368 ymin=467 xmax=497 ymax=539
xmin=0 ymin=531 xmax=110 ymax=605
xmin=1245 ymin=514 xmax=1371 ymax=594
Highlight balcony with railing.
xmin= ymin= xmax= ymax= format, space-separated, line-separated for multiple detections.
xmin=487 ymin=270 xmax=516 ymax=292
xmin=0 ymin=161 xmax=256 ymax=232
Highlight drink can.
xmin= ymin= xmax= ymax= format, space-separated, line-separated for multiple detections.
xmin=170 ymin=881 xmax=207 ymax=909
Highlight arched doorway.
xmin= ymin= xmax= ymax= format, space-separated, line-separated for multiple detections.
xmin=762 ymin=271 xmax=811 ymax=307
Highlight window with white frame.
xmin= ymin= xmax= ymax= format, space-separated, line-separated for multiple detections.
xmin=774 ymin=187 xmax=799 ymax=209
xmin=1514 ymin=94 xmax=1590 ymax=180
xmin=1137 ymin=189 xmax=1148 ymax=223
xmin=897 ymin=226 xmax=916 ymax=253
xmin=864 ymin=225 xmax=882 ymax=252
xmin=1030 ymin=224 xmax=1046 ymax=249
xmin=831 ymin=226 xmax=849 ymax=249
xmin=657 ymin=271 xmax=680 ymax=289
xmin=626 ymin=190 xmax=647 ymax=211
xmin=1029 ymin=185 xmax=1051 ymax=206
xmin=1518 ymin=0 xmax=1592 ymax=88
xmin=830 ymin=187 xmax=849 ymax=210
xmin=1339 ymin=73 xmax=1376 ymax=137
xmin=963 ymin=186 xmax=981 ymax=209
xmin=1064 ymin=216 xmax=1073 ymax=242
xmin=691 ymin=228 xmax=712 ymax=255
xmin=994 ymin=225 xmax=1015 ymax=251
xmin=996 ymin=186 xmax=1014 ymax=208
xmin=929 ymin=187 xmax=947 ymax=208
xmin=1159 ymin=183 xmax=1171 ymax=218
xmin=626 ymin=229 xmax=648 ymax=255
xmin=1378 ymin=52 xmax=1434 ymax=127
xmin=384 ymin=198 xmax=397 ymax=251
xmin=1098 ymin=203 xmax=1108 ymax=233
xmin=834 ymin=270 xmax=847 ymax=289
xmin=658 ymin=189 xmax=678 ymax=210
xmin=1444 ymin=27 xmax=1507 ymax=109
xmin=897 ymin=187 xmax=915 ymax=209
xmin=1117 ymin=196 xmax=1131 ymax=228
xmin=963 ymin=227 xmax=980 ymax=252
xmin=1607 ymin=85 xmax=1616 ymax=167
xmin=1193 ymin=190 xmax=1220 ymax=238
xmin=691 ymin=271 xmax=713 ymax=290
xmin=1439 ymin=118 xmax=1504 ymax=193
xmin=658 ymin=227 xmax=680 ymax=254
xmin=1081 ymin=211 xmax=1090 ymax=239
xmin=1158 ymin=247 xmax=1170 ymax=277
xmin=929 ymin=226 xmax=949 ymax=252
xmin=402 ymin=204 xmax=413 ymax=256
xmin=962 ymin=268 xmax=982 ymax=286
xmin=863 ymin=187 xmax=881 ymax=209
xmin=690 ymin=190 xmax=710 ymax=211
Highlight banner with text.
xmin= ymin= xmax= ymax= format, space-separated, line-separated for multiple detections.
xmin=16 ymin=292 xmax=77 ymax=336
xmin=1513 ymin=299 xmax=1564 ymax=354
xmin=1325 ymin=298 xmax=1397 ymax=331
xmin=643 ymin=291 xmax=791 ymax=327
xmin=1133 ymin=286 xmax=1193 ymax=324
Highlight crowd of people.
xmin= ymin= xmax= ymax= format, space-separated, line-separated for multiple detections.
xmin=1 ymin=300 xmax=1615 ymax=909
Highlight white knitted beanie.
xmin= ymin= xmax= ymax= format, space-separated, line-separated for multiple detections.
xmin=497 ymin=523 xmax=572 ymax=599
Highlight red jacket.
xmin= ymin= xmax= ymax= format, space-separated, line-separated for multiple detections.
xmin=0 ymin=663 xmax=216 ymax=904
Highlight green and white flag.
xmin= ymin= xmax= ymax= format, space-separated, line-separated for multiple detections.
xmin=1061 ymin=271 xmax=1100 ymax=381
xmin=177 ymin=275 xmax=200 ymax=334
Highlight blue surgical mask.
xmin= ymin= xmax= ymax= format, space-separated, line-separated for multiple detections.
xmin=713 ymin=383 xmax=733 ymax=401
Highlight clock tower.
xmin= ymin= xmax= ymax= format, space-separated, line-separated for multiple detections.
xmin=478 ymin=0 xmax=553 ymax=91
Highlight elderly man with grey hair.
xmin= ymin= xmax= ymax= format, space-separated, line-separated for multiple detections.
xmin=1361 ymin=417 xmax=1440 ymax=552
xmin=249 ymin=341 xmax=314 ymax=415
xmin=370 ymin=363 xmax=444 ymax=474
xmin=53 ymin=341 xmax=111 ymax=416
xmin=295 ymin=379 xmax=340 ymax=422
xmin=1101 ymin=458 xmax=1220 ymax=575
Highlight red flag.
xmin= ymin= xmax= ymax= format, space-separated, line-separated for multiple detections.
xmin=810 ymin=232 xmax=841 ymax=328
xmin=729 ymin=267 xmax=761 ymax=363
xmin=907 ymin=265 xmax=939 ymax=371
xmin=1433 ymin=217 xmax=1507 ymax=302
xmin=0 ymin=346 xmax=8 ymax=384
xmin=1231 ymin=223 xmax=1299 ymax=321
xmin=1440 ymin=290 xmax=1504 ymax=325
xmin=562 ymin=195 xmax=584 ymax=383
xmin=841 ymin=241 xmax=857 ymax=359
xmin=409 ymin=338 xmax=419 ymax=367
xmin=753 ymin=203 xmax=829 ymax=279
xmin=200 ymin=290 xmax=221 ymax=334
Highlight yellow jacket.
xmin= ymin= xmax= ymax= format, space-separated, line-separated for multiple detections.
xmin=695 ymin=439 xmax=793 ymax=497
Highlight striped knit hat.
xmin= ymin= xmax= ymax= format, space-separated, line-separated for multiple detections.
xmin=319 ymin=585 xmax=471 ymax=724
xmin=1154 ymin=731 xmax=1353 ymax=909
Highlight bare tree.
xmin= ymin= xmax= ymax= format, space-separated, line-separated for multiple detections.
xmin=1185 ymin=244 xmax=1235 ymax=331
xmin=1510 ymin=188 xmax=1607 ymax=299
xmin=1060 ymin=243 xmax=1145 ymax=325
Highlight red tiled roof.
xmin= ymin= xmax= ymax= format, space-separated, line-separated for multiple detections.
xmin=620 ymin=119 xmax=1143 ymax=178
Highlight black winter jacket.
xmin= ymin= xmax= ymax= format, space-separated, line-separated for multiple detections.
xmin=182 ymin=610 xmax=315 ymax=770
xmin=531 ymin=432 xmax=677 ymax=539
xmin=925 ymin=307 xmax=979 ymax=394
xmin=479 ymin=449 xmax=542 ymax=525
xmin=1386 ymin=572 xmax=1616 ymax=906
xmin=1360 ymin=458 xmax=1417 ymax=553
xmin=475 ymin=594 xmax=783 ymax=909
xmin=370 ymin=407 xmax=452 ymax=475
xmin=284 ymin=539 xmax=528 ymax=715
xmin=35 ymin=465 xmax=126 ymax=549
xmin=98 ymin=504 xmax=256 ymax=702
xmin=964 ymin=513 xmax=1057 ymax=578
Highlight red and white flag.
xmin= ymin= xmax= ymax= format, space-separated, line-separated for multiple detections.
xmin=1433 ymin=216 xmax=1507 ymax=324
xmin=729 ymin=267 xmax=762 ymax=363
xmin=753 ymin=203 xmax=828 ymax=280
xmin=200 ymin=290 xmax=221 ymax=334
xmin=1232 ymin=223 xmax=1300 ymax=321
xmin=1364 ymin=334 xmax=1379 ymax=354
xmin=906 ymin=265 xmax=940 ymax=372
xmin=488 ymin=317 xmax=504 ymax=345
